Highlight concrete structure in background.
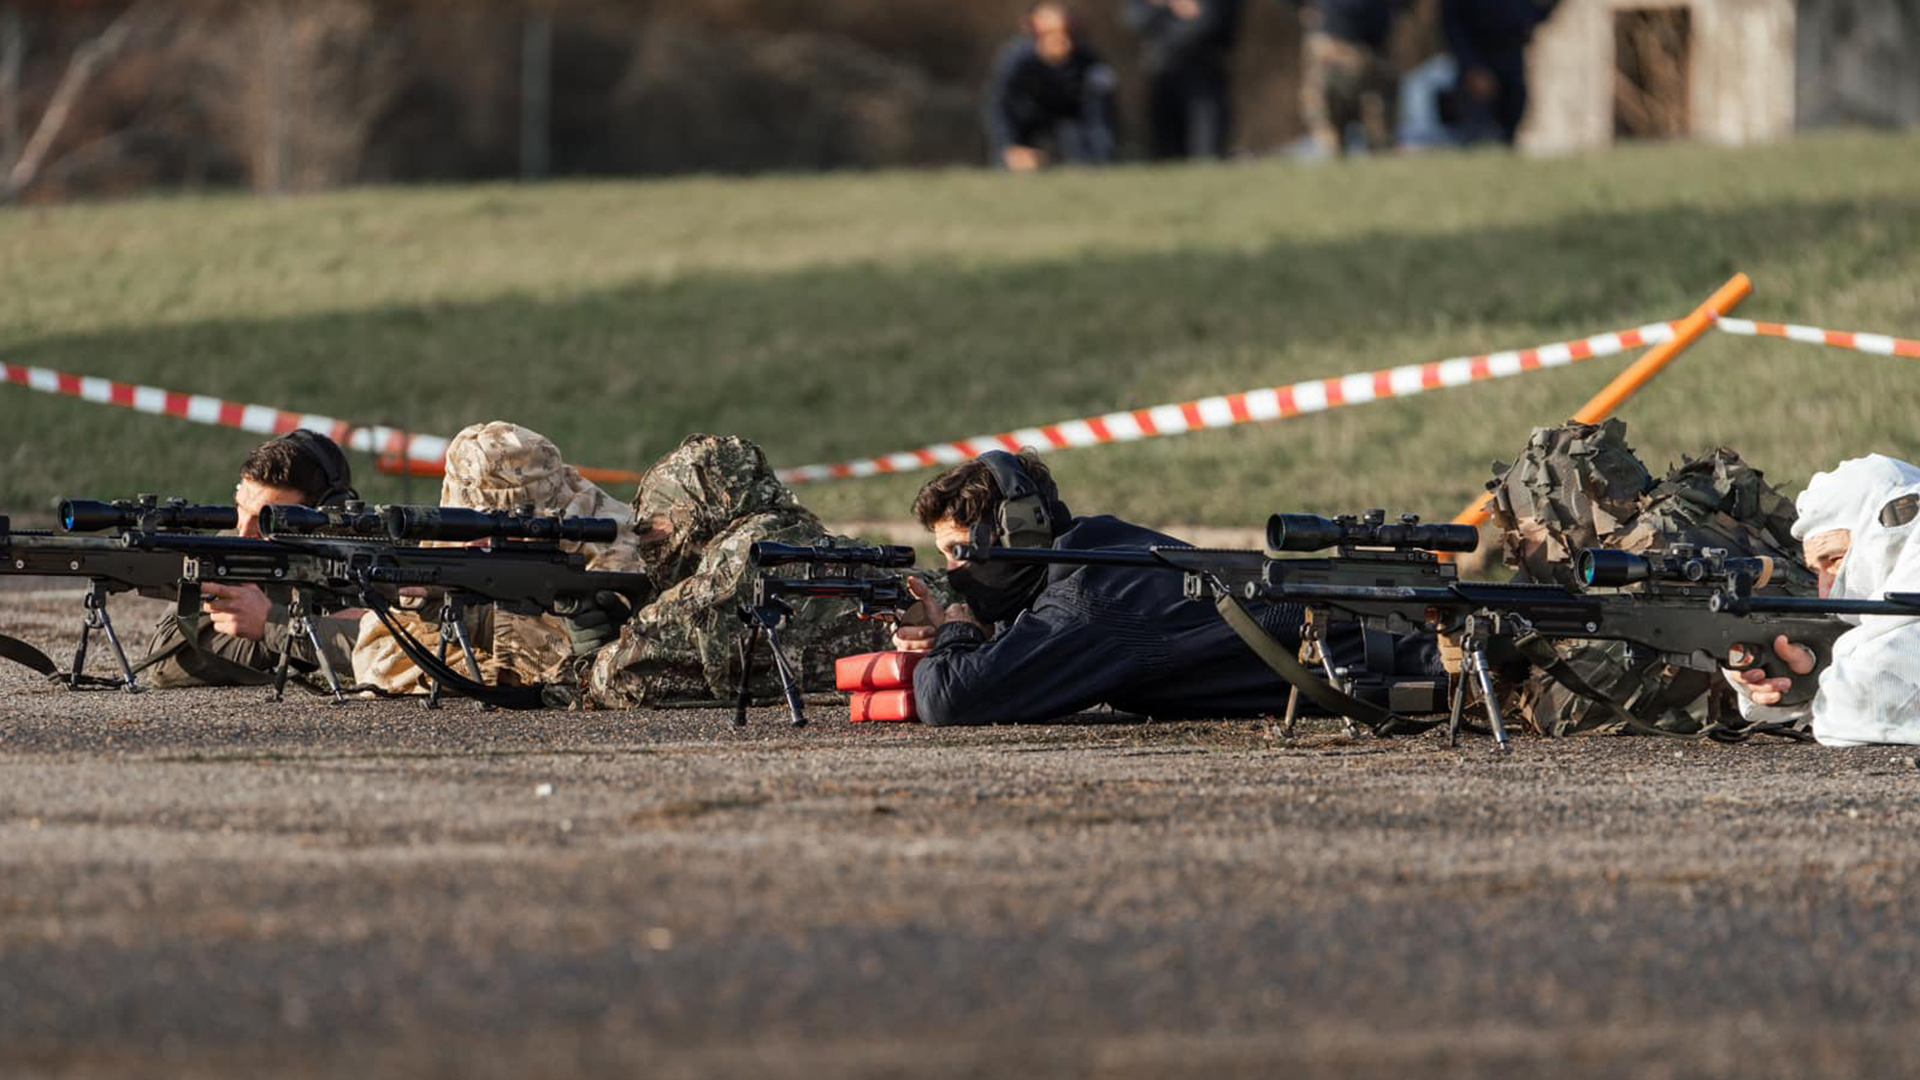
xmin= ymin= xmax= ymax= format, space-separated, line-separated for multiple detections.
xmin=1519 ymin=0 xmax=1919 ymax=152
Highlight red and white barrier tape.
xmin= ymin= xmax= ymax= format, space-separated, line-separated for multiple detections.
xmin=8 ymin=312 xmax=1914 ymax=487
xmin=0 ymin=363 xmax=449 ymax=464
xmin=772 ymin=322 xmax=1682 ymax=484
xmin=1714 ymin=317 xmax=1920 ymax=359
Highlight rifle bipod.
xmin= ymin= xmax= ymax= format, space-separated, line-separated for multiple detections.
xmin=270 ymin=592 xmax=347 ymax=705
xmin=72 ymin=582 xmax=140 ymax=692
xmin=1444 ymin=619 xmax=1511 ymax=753
xmin=425 ymin=596 xmax=491 ymax=711
xmin=734 ymin=597 xmax=808 ymax=727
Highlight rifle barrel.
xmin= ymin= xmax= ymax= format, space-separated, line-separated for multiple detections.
xmin=953 ymin=544 xmax=1168 ymax=568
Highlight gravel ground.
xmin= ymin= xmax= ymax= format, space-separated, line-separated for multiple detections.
xmin=4 ymin=583 xmax=1920 ymax=1080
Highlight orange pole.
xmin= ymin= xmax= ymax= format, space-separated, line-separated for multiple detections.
xmin=374 ymin=456 xmax=646 ymax=487
xmin=1451 ymin=272 xmax=1752 ymax=530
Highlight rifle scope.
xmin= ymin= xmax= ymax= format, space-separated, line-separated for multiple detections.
xmin=61 ymin=498 xmax=237 ymax=534
xmin=259 ymin=503 xmax=388 ymax=537
xmin=750 ymin=542 xmax=916 ymax=569
xmin=1579 ymin=548 xmax=1774 ymax=590
xmin=382 ymin=506 xmax=620 ymax=545
xmin=1267 ymin=512 xmax=1478 ymax=554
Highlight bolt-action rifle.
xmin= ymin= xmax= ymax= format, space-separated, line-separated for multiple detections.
xmin=73 ymin=502 xmax=652 ymax=708
xmin=0 ymin=496 xmax=234 ymax=690
xmin=957 ymin=510 xmax=1920 ymax=750
xmin=739 ymin=541 xmax=918 ymax=727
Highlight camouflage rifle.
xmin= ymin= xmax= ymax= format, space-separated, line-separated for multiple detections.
xmin=0 ymin=496 xmax=233 ymax=690
xmin=77 ymin=502 xmax=652 ymax=709
xmin=739 ymin=541 xmax=918 ymax=727
xmin=957 ymin=511 xmax=1920 ymax=750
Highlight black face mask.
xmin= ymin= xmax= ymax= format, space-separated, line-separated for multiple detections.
xmin=947 ymin=561 xmax=1049 ymax=626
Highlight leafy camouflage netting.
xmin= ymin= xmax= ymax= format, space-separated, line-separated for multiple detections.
xmin=1486 ymin=419 xmax=1816 ymax=737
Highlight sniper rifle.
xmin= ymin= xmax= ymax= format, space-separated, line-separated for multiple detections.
xmin=739 ymin=541 xmax=918 ymax=727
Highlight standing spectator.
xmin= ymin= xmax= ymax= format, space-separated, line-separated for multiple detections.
xmin=985 ymin=3 xmax=1120 ymax=171
xmin=1442 ymin=0 xmax=1560 ymax=144
xmin=1124 ymin=0 xmax=1245 ymax=160
xmin=1298 ymin=0 xmax=1401 ymax=156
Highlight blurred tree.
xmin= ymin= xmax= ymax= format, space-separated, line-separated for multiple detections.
xmin=0 ymin=0 xmax=154 ymax=202
xmin=188 ymin=0 xmax=402 ymax=194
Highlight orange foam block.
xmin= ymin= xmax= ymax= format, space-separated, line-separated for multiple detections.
xmin=836 ymin=651 xmax=923 ymax=692
xmin=849 ymin=690 xmax=918 ymax=723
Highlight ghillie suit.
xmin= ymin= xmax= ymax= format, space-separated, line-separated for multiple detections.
xmin=584 ymin=434 xmax=916 ymax=708
xmin=1486 ymin=419 xmax=1817 ymax=739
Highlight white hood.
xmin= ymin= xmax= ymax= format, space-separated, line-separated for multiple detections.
xmin=1795 ymin=455 xmax=1920 ymax=746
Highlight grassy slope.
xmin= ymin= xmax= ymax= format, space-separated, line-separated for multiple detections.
xmin=3 ymin=132 xmax=1917 ymax=527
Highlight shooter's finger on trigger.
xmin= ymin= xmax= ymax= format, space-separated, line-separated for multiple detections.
xmin=1774 ymin=635 xmax=1817 ymax=676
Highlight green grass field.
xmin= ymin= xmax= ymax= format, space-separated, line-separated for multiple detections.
xmin=4 ymin=132 xmax=1917 ymax=530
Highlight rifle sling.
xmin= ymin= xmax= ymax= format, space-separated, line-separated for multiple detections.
xmin=1213 ymin=592 xmax=1401 ymax=734
xmin=362 ymin=593 xmax=549 ymax=710
xmin=0 ymin=633 xmax=59 ymax=677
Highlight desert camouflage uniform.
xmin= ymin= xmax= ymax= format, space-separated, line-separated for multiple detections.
xmin=352 ymin=421 xmax=649 ymax=694
xmin=585 ymin=434 xmax=904 ymax=708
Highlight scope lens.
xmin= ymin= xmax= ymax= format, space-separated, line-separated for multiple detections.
xmin=61 ymin=502 xmax=75 ymax=531
xmin=1579 ymin=549 xmax=1648 ymax=588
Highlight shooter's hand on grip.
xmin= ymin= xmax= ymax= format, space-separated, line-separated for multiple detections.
xmin=891 ymin=576 xmax=978 ymax=653
xmin=1725 ymin=635 xmax=1820 ymax=707
xmin=561 ymin=590 xmax=634 ymax=657
xmin=202 ymin=582 xmax=272 ymax=641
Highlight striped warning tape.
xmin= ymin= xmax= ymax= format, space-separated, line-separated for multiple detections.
xmin=0 ymin=363 xmax=449 ymax=464
xmin=1714 ymin=317 xmax=1920 ymax=358
xmin=771 ymin=322 xmax=1682 ymax=484
xmin=7 ymin=312 xmax=1913 ymax=487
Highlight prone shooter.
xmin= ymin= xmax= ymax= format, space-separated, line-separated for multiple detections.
xmin=958 ymin=510 xmax=1920 ymax=749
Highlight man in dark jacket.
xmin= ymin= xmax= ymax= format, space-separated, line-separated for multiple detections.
xmin=985 ymin=3 xmax=1119 ymax=171
xmin=1442 ymin=0 xmax=1559 ymax=144
xmin=891 ymin=450 xmax=1438 ymax=726
xmin=1123 ymin=0 xmax=1244 ymax=159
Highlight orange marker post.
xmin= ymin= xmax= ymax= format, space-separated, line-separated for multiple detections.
xmin=1451 ymin=272 xmax=1753 ymax=531
xmin=376 ymin=455 xmax=647 ymax=488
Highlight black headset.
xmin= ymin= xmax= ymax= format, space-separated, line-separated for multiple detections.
xmin=278 ymin=429 xmax=359 ymax=507
xmin=973 ymin=450 xmax=1057 ymax=549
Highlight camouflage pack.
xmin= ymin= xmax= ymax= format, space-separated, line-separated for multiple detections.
xmin=1486 ymin=419 xmax=1816 ymax=737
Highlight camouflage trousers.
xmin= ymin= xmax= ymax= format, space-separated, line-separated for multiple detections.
xmin=1301 ymin=32 xmax=1396 ymax=156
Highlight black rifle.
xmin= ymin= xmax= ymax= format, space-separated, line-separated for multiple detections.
xmin=1 ymin=498 xmax=229 ymax=690
xmin=955 ymin=511 xmax=1468 ymax=739
xmin=738 ymin=541 xmax=917 ymax=727
xmin=91 ymin=504 xmax=651 ymax=708
xmin=958 ymin=511 xmax=1920 ymax=750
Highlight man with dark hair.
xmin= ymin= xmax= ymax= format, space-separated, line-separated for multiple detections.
xmin=1123 ymin=0 xmax=1244 ymax=160
xmin=891 ymin=450 xmax=1437 ymax=726
xmin=985 ymin=2 xmax=1119 ymax=171
xmin=141 ymin=430 xmax=362 ymax=688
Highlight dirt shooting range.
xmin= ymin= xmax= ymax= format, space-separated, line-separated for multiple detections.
xmin=3 ymin=3 xmax=1920 ymax=1079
